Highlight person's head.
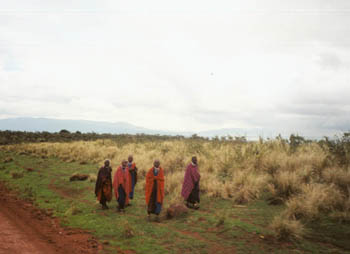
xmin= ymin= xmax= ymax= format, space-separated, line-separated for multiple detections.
xmin=128 ymin=155 xmax=133 ymax=163
xmin=154 ymin=159 xmax=160 ymax=168
xmin=104 ymin=160 xmax=110 ymax=167
xmin=122 ymin=160 xmax=127 ymax=168
xmin=192 ymin=156 xmax=197 ymax=165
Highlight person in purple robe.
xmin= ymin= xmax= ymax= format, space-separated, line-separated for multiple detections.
xmin=181 ymin=156 xmax=200 ymax=209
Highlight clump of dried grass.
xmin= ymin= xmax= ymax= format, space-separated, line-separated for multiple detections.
xmin=230 ymin=171 xmax=270 ymax=204
xmin=283 ymin=183 xmax=344 ymax=221
xmin=270 ymin=171 xmax=302 ymax=200
xmin=270 ymin=215 xmax=305 ymax=241
xmin=322 ymin=167 xmax=350 ymax=193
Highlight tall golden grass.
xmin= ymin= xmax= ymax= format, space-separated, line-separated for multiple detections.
xmin=2 ymin=138 xmax=350 ymax=240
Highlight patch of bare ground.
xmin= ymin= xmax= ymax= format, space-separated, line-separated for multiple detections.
xmin=48 ymin=178 xmax=94 ymax=205
xmin=0 ymin=182 xmax=102 ymax=254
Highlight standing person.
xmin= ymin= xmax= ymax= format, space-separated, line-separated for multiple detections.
xmin=181 ymin=156 xmax=200 ymax=209
xmin=145 ymin=160 xmax=165 ymax=222
xmin=113 ymin=160 xmax=130 ymax=212
xmin=127 ymin=155 xmax=138 ymax=201
xmin=95 ymin=160 xmax=113 ymax=210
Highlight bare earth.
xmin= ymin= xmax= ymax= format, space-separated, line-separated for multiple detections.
xmin=0 ymin=183 xmax=101 ymax=254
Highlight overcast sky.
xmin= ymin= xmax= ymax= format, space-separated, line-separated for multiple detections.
xmin=0 ymin=0 xmax=349 ymax=137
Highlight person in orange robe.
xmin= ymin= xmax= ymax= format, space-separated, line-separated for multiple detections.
xmin=113 ymin=160 xmax=130 ymax=212
xmin=145 ymin=159 xmax=165 ymax=221
xmin=127 ymin=155 xmax=138 ymax=201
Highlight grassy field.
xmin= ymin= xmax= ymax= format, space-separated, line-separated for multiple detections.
xmin=0 ymin=141 xmax=349 ymax=253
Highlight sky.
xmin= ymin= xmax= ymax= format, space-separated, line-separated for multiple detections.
xmin=0 ymin=0 xmax=349 ymax=137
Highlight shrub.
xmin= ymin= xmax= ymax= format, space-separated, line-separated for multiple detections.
xmin=283 ymin=184 xmax=344 ymax=221
xmin=271 ymin=171 xmax=302 ymax=200
xmin=270 ymin=215 xmax=305 ymax=240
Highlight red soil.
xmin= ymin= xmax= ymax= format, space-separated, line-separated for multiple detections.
xmin=0 ymin=182 xmax=102 ymax=254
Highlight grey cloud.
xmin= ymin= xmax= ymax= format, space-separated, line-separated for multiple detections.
xmin=322 ymin=117 xmax=350 ymax=132
xmin=0 ymin=94 xmax=73 ymax=104
xmin=278 ymin=104 xmax=349 ymax=117
xmin=189 ymin=109 xmax=238 ymax=125
xmin=317 ymin=52 xmax=343 ymax=70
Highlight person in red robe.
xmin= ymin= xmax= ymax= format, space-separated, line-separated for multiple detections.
xmin=145 ymin=159 xmax=165 ymax=222
xmin=95 ymin=160 xmax=113 ymax=209
xmin=113 ymin=160 xmax=130 ymax=212
xmin=127 ymin=155 xmax=138 ymax=202
xmin=181 ymin=156 xmax=200 ymax=209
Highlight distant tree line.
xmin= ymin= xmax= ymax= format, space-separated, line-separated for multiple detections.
xmin=0 ymin=130 xmax=254 ymax=146
xmin=0 ymin=130 xmax=192 ymax=145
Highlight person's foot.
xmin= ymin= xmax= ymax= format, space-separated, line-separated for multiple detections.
xmin=193 ymin=203 xmax=200 ymax=210
xmin=155 ymin=215 xmax=160 ymax=223
xmin=102 ymin=205 xmax=108 ymax=210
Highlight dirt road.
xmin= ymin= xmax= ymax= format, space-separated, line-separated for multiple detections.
xmin=0 ymin=183 xmax=101 ymax=254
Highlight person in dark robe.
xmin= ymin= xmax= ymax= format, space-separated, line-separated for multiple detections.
xmin=113 ymin=160 xmax=130 ymax=212
xmin=181 ymin=156 xmax=200 ymax=209
xmin=95 ymin=160 xmax=113 ymax=210
xmin=127 ymin=155 xmax=138 ymax=201
xmin=145 ymin=160 xmax=165 ymax=222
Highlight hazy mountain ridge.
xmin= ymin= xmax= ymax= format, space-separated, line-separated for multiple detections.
xmin=0 ymin=117 xmax=265 ymax=138
xmin=0 ymin=118 xmax=153 ymax=135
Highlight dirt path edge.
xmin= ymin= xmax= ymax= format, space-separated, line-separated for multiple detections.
xmin=0 ymin=181 xmax=102 ymax=254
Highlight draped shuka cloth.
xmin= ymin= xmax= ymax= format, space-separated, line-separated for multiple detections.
xmin=95 ymin=166 xmax=112 ymax=203
xmin=181 ymin=163 xmax=200 ymax=201
xmin=113 ymin=166 xmax=130 ymax=207
xmin=128 ymin=162 xmax=137 ymax=199
xmin=145 ymin=167 xmax=165 ymax=215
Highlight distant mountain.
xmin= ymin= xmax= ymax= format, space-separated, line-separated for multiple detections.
xmin=0 ymin=117 xmax=267 ymax=139
xmin=0 ymin=117 xmax=161 ymax=135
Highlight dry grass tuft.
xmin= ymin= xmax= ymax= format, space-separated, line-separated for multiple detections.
xmin=270 ymin=215 xmax=305 ymax=241
xmin=230 ymin=171 xmax=269 ymax=204
xmin=271 ymin=171 xmax=302 ymax=200
xmin=323 ymin=167 xmax=350 ymax=193
xmin=283 ymin=183 xmax=344 ymax=221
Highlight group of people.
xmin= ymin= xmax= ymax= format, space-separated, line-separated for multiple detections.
xmin=94 ymin=155 xmax=201 ymax=220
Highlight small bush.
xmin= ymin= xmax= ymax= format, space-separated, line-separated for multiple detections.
xmin=270 ymin=215 xmax=305 ymax=240
xmin=231 ymin=172 xmax=269 ymax=204
xmin=271 ymin=171 xmax=302 ymax=200
xmin=283 ymin=184 xmax=344 ymax=221
xmin=323 ymin=167 xmax=350 ymax=194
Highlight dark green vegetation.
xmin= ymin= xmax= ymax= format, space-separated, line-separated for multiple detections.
xmin=0 ymin=150 xmax=349 ymax=254
xmin=0 ymin=130 xmax=191 ymax=145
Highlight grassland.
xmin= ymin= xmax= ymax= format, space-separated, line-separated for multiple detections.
xmin=0 ymin=136 xmax=350 ymax=253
